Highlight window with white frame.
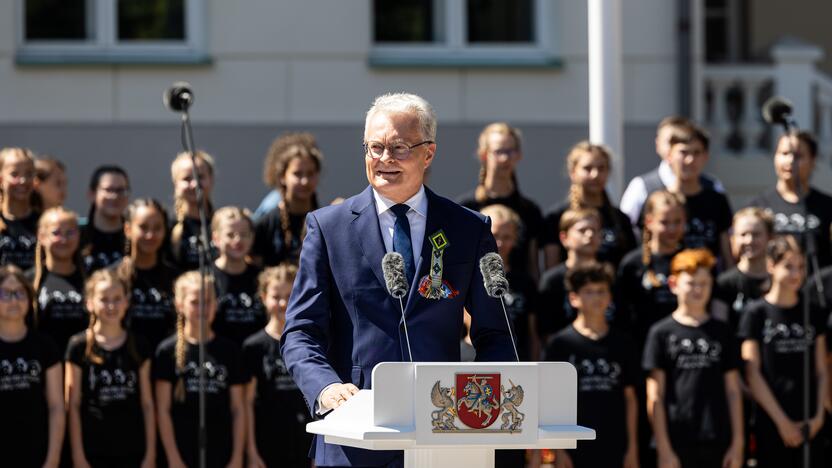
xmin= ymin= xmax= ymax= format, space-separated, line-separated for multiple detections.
xmin=17 ymin=0 xmax=207 ymax=64
xmin=371 ymin=0 xmax=558 ymax=67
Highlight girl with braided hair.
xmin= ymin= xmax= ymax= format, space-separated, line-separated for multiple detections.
xmin=253 ymin=133 xmax=322 ymax=267
xmin=169 ymin=151 xmax=217 ymax=272
xmin=154 ymin=271 xmax=246 ymax=468
xmin=65 ymin=269 xmax=155 ymax=467
xmin=0 ymin=147 xmax=41 ymax=270
xmin=542 ymin=141 xmax=636 ymax=270
xmin=29 ymin=207 xmax=87 ymax=353
xmin=457 ymin=122 xmax=543 ymax=281
xmin=119 ymin=198 xmax=179 ymax=350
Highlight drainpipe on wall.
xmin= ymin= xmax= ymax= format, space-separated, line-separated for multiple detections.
xmin=677 ymin=0 xmax=692 ymax=117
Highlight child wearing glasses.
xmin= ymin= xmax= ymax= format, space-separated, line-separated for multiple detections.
xmin=0 ymin=265 xmax=64 ymax=468
xmin=458 ymin=123 xmax=544 ymax=282
xmin=212 ymin=207 xmax=266 ymax=345
xmin=79 ymin=166 xmax=130 ymax=274
xmin=66 ymin=269 xmax=155 ymax=468
xmin=29 ymin=207 xmax=88 ymax=353
xmin=0 ymin=147 xmax=41 ymax=271
xmin=253 ymin=135 xmax=322 ymax=267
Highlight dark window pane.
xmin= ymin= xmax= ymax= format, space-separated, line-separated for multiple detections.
xmin=705 ymin=17 xmax=727 ymax=62
xmin=118 ymin=0 xmax=185 ymax=41
xmin=374 ymin=0 xmax=434 ymax=42
xmin=25 ymin=0 xmax=88 ymax=41
xmin=467 ymin=0 xmax=533 ymax=43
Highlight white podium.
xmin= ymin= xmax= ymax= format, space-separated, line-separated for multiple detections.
xmin=307 ymin=362 xmax=595 ymax=468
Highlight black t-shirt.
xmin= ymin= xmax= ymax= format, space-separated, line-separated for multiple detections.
xmin=502 ymin=270 xmax=538 ymax=361
xmin=0 ymin=212 xmax=38 ymax=270
xmin=458 ymin=189 xmax=543 ymax=275
xmin=253 ymin=206 xmax=306 ymax=267
xmin=643 ymin=316 xmax=740 ymax=448
xmin=682 ymin=189 xmax=733 ymax=261
xmin=542 ymin=198 xmax=637 ymax=268
xmin=0 ymin=330 xmax=60 ymax=467
xmin=153 ymin=335 xmax=246 ymax=468
xmin=124 ymin=260 xmax=179 ymax=350
xmin=31 ymin=269 xmax=88 ymax=353
xmin=66 ymin=332 xmax=152 ymax=458
xmin=748 ymin=187 xmax=832 ymax=268
xmin=715 ymin=268 xmax=767 ymax=333
xmin=539 ymin=264 xmax=618 ymax=338
xmin=616 ymin=248 xmax=679 ymax=346
xmin=242 ymin=330 xmax=311 ymax=466
xmin=212 ymin=265 xmax=267 ymax=346
xmin=170 ymin=216 xmax=216 ymax=272
xmin=80 ymin=223 xmax=125 ymax=274
xmin=738 ymin=299 xmax=827 ymax=420
xmin=546 ymin=326 xmax=638 ymax=463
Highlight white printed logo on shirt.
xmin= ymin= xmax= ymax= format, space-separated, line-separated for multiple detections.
xmin=666 ymin=334 xmax=722 ymax=369
xmin=87 ymin=366 xmax=138 ymax=402
xmin=762 ymin=319 xmax=815 ymax=353
xmin=180 ymin=360 xmax=228 ymax=394
xmin=569 ymin=355 xmax=622 ymax=392
xmin=0 ymin=358 xmax=43 ymax=391
xmin=262 ymin=355 xmax=297 ymax=391
xmin=38 ymin=288 xmax=84 ymax=320
xmin=773 ymin=212 xmax=820 ymax=233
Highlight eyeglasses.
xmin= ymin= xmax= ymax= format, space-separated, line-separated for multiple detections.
xmin=98 ymin=186 xmax=130 ymax=197
xmin=0 ymin=289 xmax=27 ymax=302
xmin=49 ymin=228 xmax=79 ymax=239
xmin=363 ymin=140 xmax=433 ymax=160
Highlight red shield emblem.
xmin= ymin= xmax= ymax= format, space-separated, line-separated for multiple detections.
xmin=455 ymin=373 xmax=501 ymax=429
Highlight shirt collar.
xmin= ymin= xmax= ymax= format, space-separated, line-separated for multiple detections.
xmin=373 ymin=185 xmax=427 ymax=217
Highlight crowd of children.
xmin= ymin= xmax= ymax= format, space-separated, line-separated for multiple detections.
xmin=0 ymin=116 xmax=831 ymax=467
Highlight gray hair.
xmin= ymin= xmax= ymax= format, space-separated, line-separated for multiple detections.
xmin=365 ymin=92 xmax=437 ymax=141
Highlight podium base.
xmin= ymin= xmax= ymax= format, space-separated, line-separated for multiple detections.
xmin=404 ymin=448 xmax=494 ymax=468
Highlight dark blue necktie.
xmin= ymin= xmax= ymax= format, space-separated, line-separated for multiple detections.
xmin=391 ymin=203 xmax=415 ymax=285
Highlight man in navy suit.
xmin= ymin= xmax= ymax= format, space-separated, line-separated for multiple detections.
xmin=281 ymin=92 xmax=515 ymax=467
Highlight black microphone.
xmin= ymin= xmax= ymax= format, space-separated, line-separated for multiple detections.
xmin=382 ymin=253 xmax=412 ymax=361
xmin=762 ymin=96 xmax=795 ymax=128
xmin=163 ymin=81 xmax=194 ymax=112
xmin=479 ymin=252 xmax=519 ymax=361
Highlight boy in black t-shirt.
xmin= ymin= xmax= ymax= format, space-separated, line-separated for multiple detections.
xmin=545 ymin=262 xmax=639 ymax=468
xmin=644 ymin=248 xmax=744 ymax=468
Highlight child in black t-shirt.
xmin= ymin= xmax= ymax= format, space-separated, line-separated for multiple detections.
xmin=539 ymin=208 xmax=603 ymax=341
xmin=154 ymin=271 xmax=246 ymax=468
xmin=542 ymin=141 xmax=636 ymax=270
xmin=253 ymin=134 xmax=322 ymax=267
xmin=716 ymin=208 xmax=773 ymax=332
xmin=79 ymin=166 xmax=129 ymax=274
xmin=644 ymin=248 xmax=744 ymax=468
xmin=739 ymin=236 xmax=829 ymax=467
xmin=0 ymin=147 xmax=40 ymax=271
xmin=169 ymin=151 xmax=217 ymax=271
xmin=617 ymin=190 xmax=687 ymax=346
xmin=212 ymin=207 xmax=266 ymax=345
xmin=244 ymin=264 xmax=312 ymax=468
xmin=480 ymin=204 xmax=540 ymax=361
xmin=663 ymin=123 xmax=734 ymax=268
xmin=120 ymin=198 xmax=179 ymax=350
xmin=545 ymin=262 xmax=639 ymax=468
xmin=0 ymin=265 xmax=64 ymax=467
xmin=66 ymin=269 xmax=155 ymax=467
xmin=33 ymin=157 xmax=67 ymax=210
xmin=30 ymin=207 xmax=88 ymax=353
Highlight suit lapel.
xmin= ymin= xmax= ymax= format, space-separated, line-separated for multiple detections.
xmin=351 ymin=187 xmax=387 ymax=290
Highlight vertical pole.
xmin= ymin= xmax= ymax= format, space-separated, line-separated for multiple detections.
xmin=588 ymin=0 xmax=624 ymax=200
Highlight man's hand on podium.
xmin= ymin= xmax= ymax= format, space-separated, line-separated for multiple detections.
xmin=321 ymin=383 xmax=360 ymax=411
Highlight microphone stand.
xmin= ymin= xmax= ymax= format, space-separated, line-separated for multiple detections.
xmin=178 ymin=107 xmax=211 ymax=468
xmin=779 ymin=121 xmax=825 ymax=468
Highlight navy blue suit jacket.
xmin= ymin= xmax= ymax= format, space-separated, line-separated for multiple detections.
xmin=281 ymin=185 xmax=515 ymax=467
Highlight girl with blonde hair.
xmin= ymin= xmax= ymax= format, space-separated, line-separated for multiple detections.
xmin=0 ymin=147 xmax=41 ymax=270
xmin=169 ymin=150 xmax=217 ymax=271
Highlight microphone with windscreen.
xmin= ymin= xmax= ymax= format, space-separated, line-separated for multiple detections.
xmin=382 ymin=252 xmax=413 ymax=361
xmin=479 ymin=252 xmax=520 ymax=362
xmin=762 ymin=96 xmax=796 ymax=130
xmin=163 ymin=81 xmax=194 ymax=113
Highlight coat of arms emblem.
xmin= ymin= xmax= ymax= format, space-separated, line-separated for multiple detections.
xmin=430 ymin=373 xmax=525 ymax=433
